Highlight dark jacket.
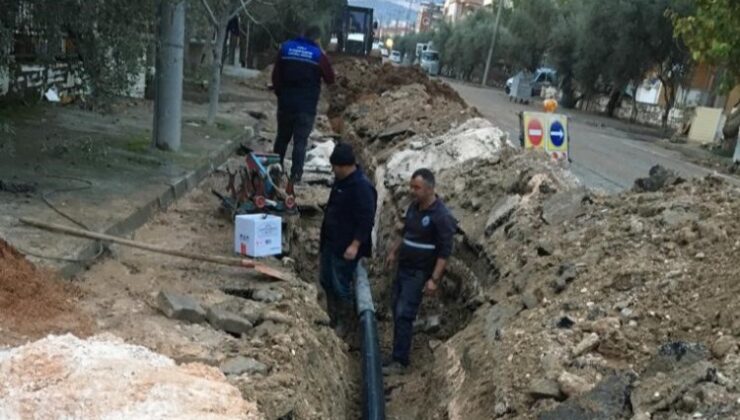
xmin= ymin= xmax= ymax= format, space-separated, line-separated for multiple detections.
xmin=398 ymin=198 xmax=457 ymax=273
xmin=320 ymin=167 xmax=377 ymax=259
xmin=271 ymin=37 xmax=335 ymax=115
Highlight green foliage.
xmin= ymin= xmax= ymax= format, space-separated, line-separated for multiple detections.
xmin=191 ymin=0 xmax=346 ymax=54
xmin=673 ymin=0 xmax=740 ymax=90
xmin=507 ymin=0 xmax=559 ymax=71
xmin=1 ymin=0 xmax=153 ymax=100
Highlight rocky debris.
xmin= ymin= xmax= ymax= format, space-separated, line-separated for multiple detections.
xmin=301 ymin=139 xmax=335 ymax=185
xmin=240 ymin=300 xmax=266 ymax=324
xmin=414 ymin=315 xmax=442 ymax=333
xmin=631 ymin=342 xmax=719 ymax=416
xmin=329 ymin=50 xmax=740 ymax=420
xmin=220 ymin=356 xmax=269 ymax=376
xmin=633 ymin=165 xmax=685 ymax=192
xmin=262 ymin=310 xmax=293 ymax=325
xmin=0 ymin=334 xmax=261 ymax=419
xmin=557 ymin=371 xmax=595 ymax=397
xmin=378 ymin=121 xmax=415 ymax=141
xmin=157 ymin=291 xmax=207 ymax=324
xmin=573 ymin=333 xmax=600 ymax=357
xmin=251 ymin=288 xmax=284 ymax=304
xmin=632 ymin=360 xmax=716 ymax=415
xmin=539 ymin=374 xmax=633 ymax=420
xmin=329 ymin=59 xmax=475 ymax=144
xmin=484 ymin=303 xmax=522 ymax=341
xmin=485 ymin=195 xmax=521 ymax=237
xmin=384 ymin=118 xmax=513 ymax=186
xmin=206 ymin=307 xmax=253 ymax=335
xmin=553 ymin=263 xmax=578 ymax=293
xmin=529 ymin=378 xmax=564 ymax=401
xmin=711 ymin=336 xmax=737 ymax=359
xmin=521 ymin=291 xmax=540 ymax=310
xmin=541 ymin=188 xmax=590 ymax=225
xmin=428 ymin=339 xmax=443 ymax=351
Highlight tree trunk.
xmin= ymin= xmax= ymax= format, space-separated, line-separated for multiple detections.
xmin=207 ymin=21 xmax=228 ymax=126
xmin=605 ymin=87 xmax=622 ymax=117
xmin=559 ymin=75 xmax=576 ymax=109
xmin=153 ymin=0 xmax=185 ymax=151
xmin=238 ymin=24 xmax=247 ymax=68
xmin=659 ymin=77 xmax=675 ymax=132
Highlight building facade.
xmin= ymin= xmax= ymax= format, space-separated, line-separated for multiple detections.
xmin=416 ymin=2 xmax=444 ymax=33
xmin=443 ymin=0 xmax=483 ymax=23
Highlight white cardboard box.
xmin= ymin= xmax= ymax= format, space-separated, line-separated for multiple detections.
xmin=234 ymin=214 xmax=282 ymax=257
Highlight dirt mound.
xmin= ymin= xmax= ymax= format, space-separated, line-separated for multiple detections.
xmin=0 ymin=239 xmax=93 ymax=344
xmin=328 ymin=58 xmax=478 ymax=145
xmin=330 ymin=57 xmax=467 ymax=112
xmin=382 ymin=160 xmax=740 ymax=419
xmin=0 ymin=333 xmax=261 ymax=419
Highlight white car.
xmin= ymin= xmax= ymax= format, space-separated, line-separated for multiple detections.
xmin=390 ymin=50 xmax=402 ymax=65
xmin=420 ymin=50 xmax=440 ymax=76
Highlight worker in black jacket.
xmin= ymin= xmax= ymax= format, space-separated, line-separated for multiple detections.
xmin=319 ymin=143 xmax=377 ymax=336
xmin=271 ymin=25 xmax=335 ymax=183
xmin=384 ymin=168 xmax=457 ymax=375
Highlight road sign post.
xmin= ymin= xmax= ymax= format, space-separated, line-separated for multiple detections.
xmin=522 ymin=112 xmax=570 ymax=162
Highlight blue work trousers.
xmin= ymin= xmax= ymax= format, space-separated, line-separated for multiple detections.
xmin=319 ymin=250 xmax=358 ymax=324
xmin=273 ymin=111 xmax=315 ymax=182
xmin=392 ymin=266 xmax=429 ymax=366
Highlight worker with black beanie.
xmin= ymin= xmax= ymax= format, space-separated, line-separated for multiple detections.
xmin=319 ymin=143 xmax=377 ymax=336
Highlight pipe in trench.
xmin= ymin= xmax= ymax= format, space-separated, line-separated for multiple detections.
xmin=355 ymin=262 xmax=385 ymax=420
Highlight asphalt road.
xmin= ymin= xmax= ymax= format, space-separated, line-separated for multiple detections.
xmin=449 ymin=82 xmax=733 ymax=193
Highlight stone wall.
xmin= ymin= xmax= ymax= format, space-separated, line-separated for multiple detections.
xmin=581 ymin=95 xmax=687 ymax=130
xmin=2 ymin=62 xmax=85 ymax=99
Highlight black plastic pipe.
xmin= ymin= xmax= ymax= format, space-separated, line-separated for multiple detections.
xmin=355 ymin=263 xmax=386 ymax=420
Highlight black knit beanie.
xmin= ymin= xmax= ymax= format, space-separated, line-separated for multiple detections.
xmin=330 ymin=143 xmax=356 ymax=166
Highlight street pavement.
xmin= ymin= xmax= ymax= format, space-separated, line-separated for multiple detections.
xmin=449 ymin=82 xmax=735 ymax=193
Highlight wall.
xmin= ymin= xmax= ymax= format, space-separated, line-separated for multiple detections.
xmin=725 ymin=85 xmax=740 ymax=113
xmin=582 ymin=94 xmax=686 ymax=130
xmin=2 ymin=62 xmax=85 ymax=99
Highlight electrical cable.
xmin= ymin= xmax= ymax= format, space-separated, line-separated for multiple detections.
xmin=11 ymin=174 xmax=105 ymax=263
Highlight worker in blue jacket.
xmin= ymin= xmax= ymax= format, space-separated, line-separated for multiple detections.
xmin=271 ymin=25 xmax=335 ymax=183
xmin=319 ymin=143 xmax=377 ymax=336
xmin=384 ymin=168 xmax=457 ymax=375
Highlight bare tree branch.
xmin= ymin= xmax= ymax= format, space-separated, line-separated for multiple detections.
xmin=238 ymin=0 xmax=279 ymax=48
xmin=199 ymin=0 xmax=219 ymax=25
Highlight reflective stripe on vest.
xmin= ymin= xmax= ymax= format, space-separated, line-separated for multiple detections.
xmin=403 ymin=238 xmax=436 ymax=251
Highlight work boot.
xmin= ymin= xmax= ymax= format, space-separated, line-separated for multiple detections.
xmin=382 ymin=361 xmax=407 ymax=376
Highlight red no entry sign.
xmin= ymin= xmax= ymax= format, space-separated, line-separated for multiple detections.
xmin=527 ymin=119 xmax=543 ymax=147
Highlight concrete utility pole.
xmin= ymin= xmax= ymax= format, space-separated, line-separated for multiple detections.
xmin=404 ymin=0 xmax=415 ymax=35
xmin=153 ymin=0 xmax=186 ymax=152
xmin=481 ymin=0 xmax=503 ymax=87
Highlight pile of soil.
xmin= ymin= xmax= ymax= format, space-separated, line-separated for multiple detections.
xmin=329 ymin=58 xmax=479 ymax=148
xmin=377 ymin=154 xmax=740 ymax=419
xmin=0 ymin=334 xmax=260 ymax=419
xmin=326 ymin=51 xmax=740 ymax=419
xmin=0 ymin=239 xmax=93 ymax=345
xmin=330 ymin=57 xmax=467 ymax=114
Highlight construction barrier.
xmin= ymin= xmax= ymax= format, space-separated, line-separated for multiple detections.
xmin=520 ymin=111 xmax=571 ymax=162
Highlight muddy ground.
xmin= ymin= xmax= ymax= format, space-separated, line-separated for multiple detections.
xmin=2 ymin=57 xmax=739 ymax=420
xmin=328 ymin=58 xmax=740 ymax=420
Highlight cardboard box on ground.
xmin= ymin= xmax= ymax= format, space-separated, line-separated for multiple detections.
xmin=234 ymin=214 xmax=282 ymax=257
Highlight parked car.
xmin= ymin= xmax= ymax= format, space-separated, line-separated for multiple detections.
xmin=505 ymin=67 xmax=557 ymax=96
xmin=420 ymin=50 xmax=440 ymax=76
xmin=390 ymin=50 xmax=402 ymax=65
